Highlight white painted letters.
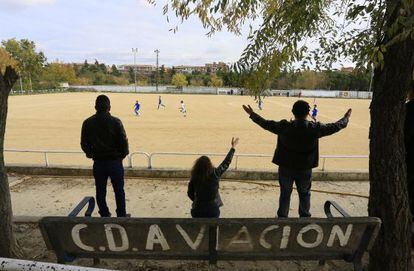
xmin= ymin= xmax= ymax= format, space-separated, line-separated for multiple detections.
xmin=146 ymin=225 xmax=170 ymax=251
xmin=327 ymin=224 xmax=353 ymax=247
xmin=71 ymin=224 xmax=94 ymax=252
xmin=176 ymin=224 xmax=206 ymax=250
xmin=280 ymin=226 xmax=291 ymax=249
xmin=226 ymin=226 xmax=253 ymax=250
xmin=259 ymin=225 xmax=279 ymax=249
xmin=104 ymin=224 xmax=129 ymax=252
xmin=297 ymin=224 xmax=324 ymax=248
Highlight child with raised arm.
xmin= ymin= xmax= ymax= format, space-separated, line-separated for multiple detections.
xmin=187 ymin=137 xmax=239 ymax=218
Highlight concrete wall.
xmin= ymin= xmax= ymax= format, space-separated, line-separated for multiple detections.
xmin=6 ymin=165 xmax=368 ymax=182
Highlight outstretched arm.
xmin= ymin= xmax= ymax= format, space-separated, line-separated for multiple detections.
xmin=243 ymin=104 xmax=284 ymax=134
xmin=317 ymin=109 xmax=352 ymax=138
xmin=214 ymin=138 xmax=239 ymax=177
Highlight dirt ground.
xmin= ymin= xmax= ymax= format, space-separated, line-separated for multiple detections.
xmin=10 ymin=176 xmax=369 ymax=218
xmin=11 ymin=174 xmax=370 ymax=271
xmin=5 ymin=92 xmax=369 ymax=170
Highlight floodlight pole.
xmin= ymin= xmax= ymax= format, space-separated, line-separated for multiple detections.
xmin=132 ymin=48 xmax=138 ymax=93
xmin=154 ymin=49 xmax=160 ymax=92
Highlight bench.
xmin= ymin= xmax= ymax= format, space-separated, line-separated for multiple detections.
xmin=39 ymin=197 xmax=381 ymax=271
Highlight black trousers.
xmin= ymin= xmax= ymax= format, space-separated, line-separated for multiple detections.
xmin=277 ymin=166 xmax=312 ymax=218
xmin=191 ymin=206 xmax=220 ymax=218
xmin=93 ymin=160 xmax=126 ymax=217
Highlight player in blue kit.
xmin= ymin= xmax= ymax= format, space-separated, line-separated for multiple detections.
xmin=134 ymin=100 xmax=141 ymax=116
xmin=258 ymin=98 xmax=263 ymax=110
xmin=311 ymin=104 xmax=318 ymax=122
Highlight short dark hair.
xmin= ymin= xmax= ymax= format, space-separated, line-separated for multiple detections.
xmin=292 ymin=100 xmax=310 ymax=119
xmin=95 ymin=95 xmax=110 ymax=112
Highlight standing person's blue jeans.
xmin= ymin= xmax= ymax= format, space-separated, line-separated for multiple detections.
xmin=277 ymin=166 xmax=312 ymax=218
xmin=93 ymin=160 xmax=126 ymax=217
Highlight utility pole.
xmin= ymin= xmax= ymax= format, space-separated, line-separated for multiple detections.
xmin=154 ymin=49 xmax=160 ymax=92
xmin=132 ymin=48 xmax=138 ymax=93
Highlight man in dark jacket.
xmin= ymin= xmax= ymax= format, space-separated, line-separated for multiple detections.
xmin=81 ymin=95 xmax=129 ymax=217
xmin=243 ymin=101 xmax=351 ymax=217
xmin=405 ymin=87 xmax=414 ymax=220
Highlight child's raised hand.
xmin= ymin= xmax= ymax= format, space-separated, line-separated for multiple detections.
xmin=231 ymin=137 xmax=239 ymax=148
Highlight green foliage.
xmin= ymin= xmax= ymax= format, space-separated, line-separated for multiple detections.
xmin=2 ymin=38 xmax=46 ymax=89
xmin=0 ymin=48 xmax=18 ymax=72
xmin=186 ymin=72 xmax=209 ymax=86
xmin=209 ymin=74 xmax=223 ymax=87
xmin=75 ymin=59 xmax=130 ymax=85
xmin=110 ymin=64 xmax=121 ymax=76
xmin=40 ymin=62 xmax=76 ymax=88
xmin=2 ymin=38 xmax=46 ymax=75
xmin=0 ymin=38 xmax=372 ymax=91
xmin=157 ymin=0 xmax=413 ymax=96
xmin=293 ymin=70 xmax=328 ymax=90
xmin=171 ymin=73 xmax=188 ymax=87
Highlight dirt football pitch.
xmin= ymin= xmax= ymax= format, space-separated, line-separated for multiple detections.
xmin=5 ymin=92 xmax=370 ymax=170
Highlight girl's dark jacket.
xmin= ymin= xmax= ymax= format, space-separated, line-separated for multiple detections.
xmin=187 ymin=148 xmax=235 ymax=210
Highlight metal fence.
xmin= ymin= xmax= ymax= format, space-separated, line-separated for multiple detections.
xmin=5 ymin=149 xmax=368 ymax=171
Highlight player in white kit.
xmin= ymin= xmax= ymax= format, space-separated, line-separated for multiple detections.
xmin=179 ymin=100 xmax=187 ymax=117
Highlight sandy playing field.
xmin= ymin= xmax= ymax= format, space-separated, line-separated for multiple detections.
xmin=5 ymin=92 xmax=370 ymax=170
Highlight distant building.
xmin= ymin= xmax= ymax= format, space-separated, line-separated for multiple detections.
xmin=205 ymin=62 xmax=229 ymax=73
xmin=117 ymin=61 xmax=229 ymax=75
xmin=172 ymin=62 xmax=229 ymax=74
xmin=118 ymin=64 xmax=157 ymax=75
xmin=173 ymin=65 xmax=207 ymax=74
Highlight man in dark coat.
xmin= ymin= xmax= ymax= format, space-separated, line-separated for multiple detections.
xmin=81 ymin=95 xmax=129 ymax=217
xmin=243 ymin=101 xmax=351 ymax=217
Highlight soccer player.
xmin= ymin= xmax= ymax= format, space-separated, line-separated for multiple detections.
xmin=158 ymin=95 xmax=166 ymax=109
xmin=258 ymin=98 xmax=263 ymax=110
xmin=311 ymin=104 xmax=318 ymax=122
xmin=134 ymin=100 xmax=141 ymax=116
xmin=179 ymin=100 xmax=187 ymax=117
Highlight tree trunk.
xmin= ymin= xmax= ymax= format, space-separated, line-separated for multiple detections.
xmin=0 ymin=66 xmax=19 ymax=258
xmin=368 ymin=1 xmax=414 ymax=270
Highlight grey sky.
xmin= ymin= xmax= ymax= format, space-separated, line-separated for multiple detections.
xmin=0 ymin=0 xmax=250 ymax=66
